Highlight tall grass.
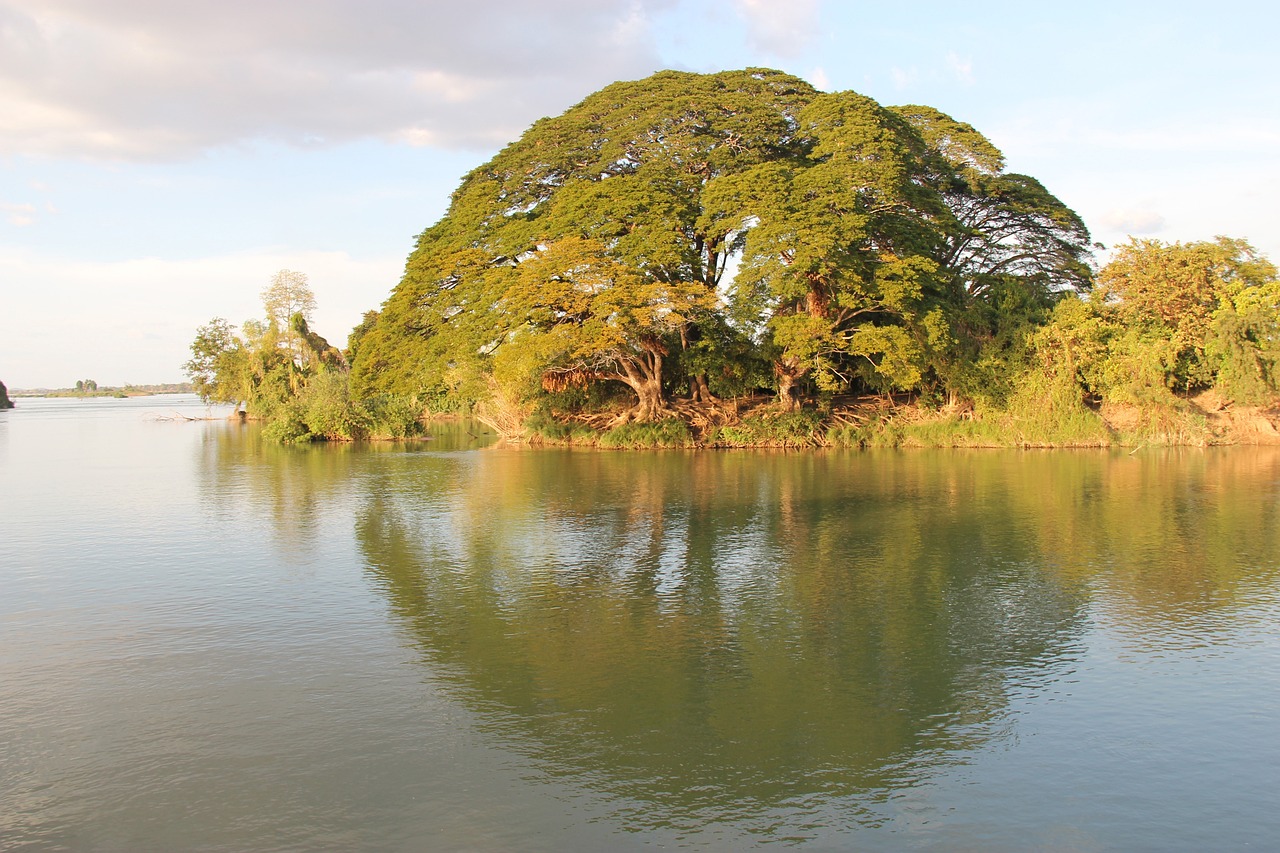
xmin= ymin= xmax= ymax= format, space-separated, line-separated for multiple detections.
xmin=705 ymin=410 xmax=826 ymax=448
xmin=598 ymin=418 xmax=695 ymax=449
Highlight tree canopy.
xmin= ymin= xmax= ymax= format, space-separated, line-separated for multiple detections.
xmin=351 ymin=68 xmax=1093 ymax=419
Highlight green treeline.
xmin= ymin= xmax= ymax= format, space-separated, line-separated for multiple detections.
xmin=189 ymin=68 xmax=1280 ymax=446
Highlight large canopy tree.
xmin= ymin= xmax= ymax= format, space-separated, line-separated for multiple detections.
xmin=352 ymin=69 xmax=1092 ymax=418
xmin=353 ymin=68 xmax=817 ymax=417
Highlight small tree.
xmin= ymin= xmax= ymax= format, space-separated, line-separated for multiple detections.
xmin=185 ymin=318 xmax=249 ymax=403
xmin=262 ymin=270 xmax=317 ymax=367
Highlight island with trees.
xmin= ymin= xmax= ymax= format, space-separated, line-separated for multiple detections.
xmin=188 ymin=68 xmax=1280 ymax=447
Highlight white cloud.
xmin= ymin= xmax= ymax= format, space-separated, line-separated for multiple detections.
xmin=0 ymin=247 xmax=403 ymax=387
xmin=0 ymin=0 xmax=674 ymax=160
xmin=733 ymin=0 xmax=820 ymax=58
xmin=809 ymin=66 xmax=830 ymax=90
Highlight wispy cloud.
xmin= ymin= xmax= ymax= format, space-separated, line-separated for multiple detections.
xmin=890 ymin=66 xmax=918 ymax=90
xmin=733 ymin=0 xmax=820 ymax=58
xmin=2 ymin=201 xmax=37 ymax=226
xmin=1098 ymin=209 xmax=1166 ymax=235
xmin=946 ymin=52 xmax=974 ymax=85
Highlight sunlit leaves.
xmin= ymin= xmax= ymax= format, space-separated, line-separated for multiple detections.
xmin=353 ymin=68 xmax=1099 ymax=413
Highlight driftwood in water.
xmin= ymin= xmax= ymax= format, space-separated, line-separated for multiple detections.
xmin=145 ymin=411 xmax=224 ymax=422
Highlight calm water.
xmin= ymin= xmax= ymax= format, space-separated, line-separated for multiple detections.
xmin=2 ymin=396 xmax=1279 ymax=851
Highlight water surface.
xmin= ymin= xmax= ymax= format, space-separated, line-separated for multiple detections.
xmin=2 ymin=396 xmax=1279 ymax=850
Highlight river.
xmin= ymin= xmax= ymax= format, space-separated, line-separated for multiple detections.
xmin=2 ymin=395 xmax=1279 ymax=850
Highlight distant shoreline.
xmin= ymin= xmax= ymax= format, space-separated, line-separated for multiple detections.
xmin=9 ymin=383 xmax=194 ymax=398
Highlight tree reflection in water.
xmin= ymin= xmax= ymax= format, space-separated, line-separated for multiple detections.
xmin=355 ymin=448 xmax=1102 ymax=835
xmin=194 ymin=425 xmax=1280 ymax=838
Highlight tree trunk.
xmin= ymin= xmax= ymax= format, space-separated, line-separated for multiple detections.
xmin=776 ymin=376 xmax=800 ymax=411
xmin=689 ymin=373 xmax=716 ymax=403
xmin=775 ymin=361 xmax=804 ymax=411
xmin=633 ymin=376 xmax=667 ymax=421
xmin=611 ymin=354 xmax=672 ymax=423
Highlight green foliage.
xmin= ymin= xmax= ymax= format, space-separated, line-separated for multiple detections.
xmin=706 ymin=410 xmax=827 ymax=448
xmin=598 ymin=418 xmax=695 ymax=449
xmin=351 ymin=68 xmax=1095 ymax=418
xmin=524 ymin=412 xmax=599 ymax=445
xmin=186 ymin=272 xmax=424 ymax=443
xmin=179 ymin=70 xmax=1270 ymax=446
xmin=1098 ymin=237 xmax=1280 ymax=403
xmin=353 ymin=69 xmax=818 ymax=415
xmin=362 ymin=394 xmax=425 ymax=439
xmin=346 ymin=310 xmax=380 ymax=363
xmin=260 ymin=403 xmax=311 ymax=444
xmin=185 ymin=318 xmax=244 ymax=403
xmin=1206 ymin=279 xmax=1280 ymax=404
xmin=298 ymin=371 xmax=367 ymax=440
xmin=997 ymin=369 xmax=1110 ymax=446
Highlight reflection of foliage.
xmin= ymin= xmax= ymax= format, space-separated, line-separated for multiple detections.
xmin=355 ymin=450 xmax=1103 ymax=833
xmin=193 ymin=419 xmax=498 ymax=561
xmin=1022 ymin=449 xmax=1280 ymax=625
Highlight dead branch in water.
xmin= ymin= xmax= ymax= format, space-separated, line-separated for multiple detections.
xmin=145 ymin=410 xmax=227 ymax=422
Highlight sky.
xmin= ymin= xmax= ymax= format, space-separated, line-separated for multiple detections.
xmin=2 ymin=0 xmax=1278 ymax=388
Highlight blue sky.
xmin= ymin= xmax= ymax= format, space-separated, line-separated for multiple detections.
xmin=2 ymin=0 xmax=1277 ymax=388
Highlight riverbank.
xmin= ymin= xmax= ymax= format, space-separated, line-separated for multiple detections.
xmin=504 ymin=392 xmax=1280 ymax=450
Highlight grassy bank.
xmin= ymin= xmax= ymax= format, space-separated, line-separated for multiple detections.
xmin=508 ymin=393 xmax=1280 ymax=450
